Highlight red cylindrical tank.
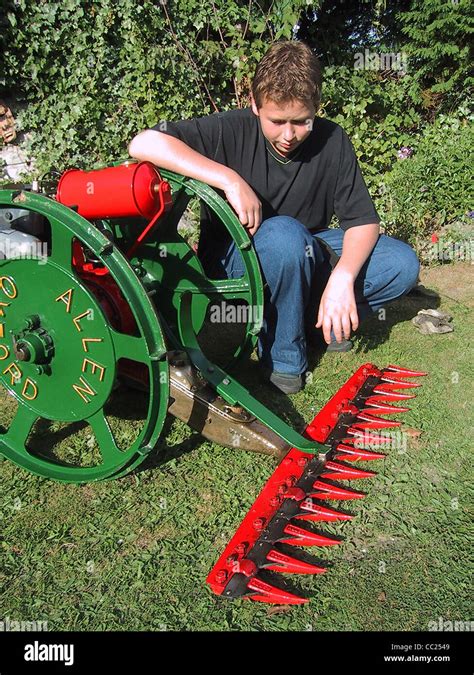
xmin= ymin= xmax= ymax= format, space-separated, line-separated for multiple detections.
xmin=56 ymin=162 xmax=168 ymax=220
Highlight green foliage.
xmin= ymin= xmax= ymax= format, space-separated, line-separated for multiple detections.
xmin=1 ymin=0 xmax=472 ymax=259
xmin=1 ymin=0 xmax=312 ymax=174
xmin=301 ymin=0 xmax=473 ymax=112
xmin=398 ymin=0 xmax=474 ymax=105
xmin=379 ymin=109 xmax=473 ymax=247
xmin=321 ymin=65 xmax=422 ymax=188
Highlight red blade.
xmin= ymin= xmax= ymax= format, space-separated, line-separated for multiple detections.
xmin=297 ymin=498 xmax=354 ymax=521
xmin=280 ymin=523 xmax=342 ymax=547
xmin=247 ymin=577 xmax=309 ymax=605
xmin=311 ymin=479 xmax=366 ymax=500
xmin=380 ymin=377 xmax=421 ymax=388
xmin=353 ymin=412 xmax=402 ymax=429
xmin=334 ymin=443 xmax=387 ymax=462
xmin=365 ymin=392 xmax=416 ymax=403
xmin=362 ymin=403 xmax=410 ymax=415
xmin=321 ymin=460 xmax=376 ymax=480
xmin=373 ymin=382 xmax=420 ymax=394
xmin=265 ymin=549 xmax=327 ymax=574
xmin=385 ymin=364 xmax=427 ymax=377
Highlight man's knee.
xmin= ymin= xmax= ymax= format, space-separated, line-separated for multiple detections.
xmin=394 ymin=241 xmax=420 ymax=295
xmin=255 ymin=216 xmax=322 ymax=266
xmin=377 ymin=235 xmax=420 ymax=297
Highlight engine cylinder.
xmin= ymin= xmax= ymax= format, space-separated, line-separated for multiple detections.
xmin=56 ymin=162 xmax=165 ymax=220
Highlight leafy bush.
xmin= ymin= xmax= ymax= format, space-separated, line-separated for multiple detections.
xmin=1 ymin=0 xmax=472 ymax=266
xmin=0 ymin=0 xmax=309 ymax=175
xmin=321 ymin=65 xmax=422 ymax=191
xmin=377 ymin=108 xmax=473 ymax=252
xmin=398 ymin=0 xmax=474 ymax=106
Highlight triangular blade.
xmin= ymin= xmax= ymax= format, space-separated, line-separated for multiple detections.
xmin=365 ymin=392 xmax=416 ymax=404
xmin=373 ymin=382 xmax=420 ymax=394
xmin=380 ymin=377 xmax=421 ymax=388
xmin=247 ymin=577 xmax=309 ymax=605
xmin=362 ymin=403 xmax=411 ymax=415
xmin=334 ymin=443 xmax=387 ymax=462
xmin=321 ymin=460 xmax=376 ymax=480
xmin=353 ymin=412 xmax=402 ymax=429
xmin=311 ymin=480 xmax=366 ymax=500
xmin=296 ymin=497 xmax=354 ymax=521
xmin=280 ymin=523 xmax=342 ymax=547
xmin=265 ymin=549 xmax=327 ymax=574
xmin=385 ymin=364 xmax=427 ymax=377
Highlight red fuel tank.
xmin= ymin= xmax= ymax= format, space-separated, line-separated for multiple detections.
xmin=56 ymin=162 xmax=171 ymax=220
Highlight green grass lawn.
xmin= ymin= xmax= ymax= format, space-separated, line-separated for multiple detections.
xmin=0 ymin=263 xmax=472 ymax=631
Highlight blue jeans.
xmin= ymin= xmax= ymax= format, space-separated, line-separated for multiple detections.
xmin=205 ymin=216 xmax=420 ymax=375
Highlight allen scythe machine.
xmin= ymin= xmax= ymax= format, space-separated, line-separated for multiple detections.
xmin=0 ymin=162 xmax=426 ymax=605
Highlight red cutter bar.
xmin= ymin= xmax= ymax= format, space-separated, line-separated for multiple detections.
xmin=207 ymin=363 xmax=426 ymax=605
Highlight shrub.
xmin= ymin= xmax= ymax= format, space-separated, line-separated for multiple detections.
xmin=378 ymin=108 xmax=473 ymax=256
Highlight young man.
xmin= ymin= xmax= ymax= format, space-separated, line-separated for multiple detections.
xmin=129 ymin=41 xmax=420 ymax=394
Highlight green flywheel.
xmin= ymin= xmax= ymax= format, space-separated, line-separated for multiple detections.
xmin=0 ymin=189 xmax=169 ymax=483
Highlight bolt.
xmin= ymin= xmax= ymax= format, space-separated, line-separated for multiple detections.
xmin=270 ymin=496 xmax=281 ymax=507
xmin=282 ymin=457 xmax=293 ymax=466
xmin=253 ymin=517 xmax=266 ymax=532
xmin=297 ymin=457 xmax=308 ymax=468
xmin=235 ymin=542 xmax=248 ymax=556
xmin=222 ymin=378 xmax=230 ymax=385
xmin=215 ymin=570 xmax=228 ymax=584
xmin=226 ymin=554 xmax=238 ymax=567
xmin=321 ymin=425 xmax=330 ymax=435
xmin=207 ymin=366 xmax=214 ymax=373
xmin=15 ymin=344 xmax=30 ymax=362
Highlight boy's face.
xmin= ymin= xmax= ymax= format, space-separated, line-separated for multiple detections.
xmin=251 ymin=95 xmax=315 ymax=157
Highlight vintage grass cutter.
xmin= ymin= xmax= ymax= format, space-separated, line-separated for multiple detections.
xmin=0 ymin=162 xmax=425 ymax=604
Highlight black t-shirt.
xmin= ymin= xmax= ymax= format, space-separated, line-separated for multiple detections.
xmin=153 ymin=107 xmax=379 ymax=250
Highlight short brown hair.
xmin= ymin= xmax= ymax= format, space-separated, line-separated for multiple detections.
xmin=251 ymin=41 xmax=322 ymax=109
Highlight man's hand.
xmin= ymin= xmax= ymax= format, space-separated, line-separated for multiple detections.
xmin=316 ymin=269 xmax=359 ymax=344
xmin=222 ymin=174 xmax=262 ymax=236
xmin=315 ymin=223 xmax=379 ymax=343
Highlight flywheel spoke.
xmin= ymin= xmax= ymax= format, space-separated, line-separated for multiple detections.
xmin=4 ymin=404 xmax=38 ymax=453
xmin=88 ymin=410 xmax=124 ymax=466
xmin=110 ymin=330 xmax=151 ymax=364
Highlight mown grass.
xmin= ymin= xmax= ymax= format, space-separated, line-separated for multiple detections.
xmin=0 ymin=263 xmax=472 ymax=631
